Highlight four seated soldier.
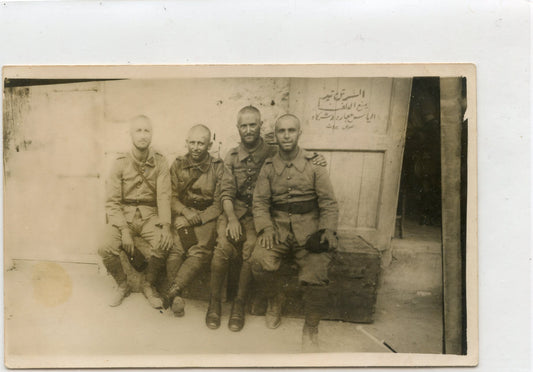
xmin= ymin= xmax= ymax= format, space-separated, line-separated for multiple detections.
xmin=100 ymin=113 xmax=338 ymax=351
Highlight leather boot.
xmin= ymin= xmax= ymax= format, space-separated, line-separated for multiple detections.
xmin=143 ymin=256 xmax=165 ymax=309
xmin=228 ymin=261 xmax=252 ymax=331
xmin=205 ymin=297 xmax=221 ymax=329
xmin=249 ymin=294 xmax=267 ymax=316
xmin=206 ymin=257 xmax=227 ymax=329
xmin=174 ymin=256 xmax=205 ymax=290
xmin=102 ymin=255 xmax=130 ymax=307
xmin=228 ymin=298 xmax=245 ymax=332
xmin=164 ymin=282 xmax=185 ymax=317
xmin=252 ymin=266 xmax=284 ymax=329
xmin=265 ymin=292 xmax=284 ymax=329
xmin=301 ymin=284 xmax=329 ymax=352
xmin=302 ymin=324 xmax=319 ymax=352
xmin=166 ymin=256 xmax=184 ymax=284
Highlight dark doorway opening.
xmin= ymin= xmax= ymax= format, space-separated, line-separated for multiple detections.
xmin=397 ymin=77 xmax=442 ymax=231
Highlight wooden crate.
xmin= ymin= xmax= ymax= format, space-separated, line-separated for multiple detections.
xmin=123 ymin=235 xmax=381 ymax=323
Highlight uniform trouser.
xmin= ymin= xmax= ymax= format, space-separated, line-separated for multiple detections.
xmin=210 ymin=214 xmax=257 ymax=301
xmin=250 ymin=230 xmax=331 ymax=286
xmin=98 ymin=211 xmax=165 ymax=285
xmin=251 ymin=230 xmax=331 ymax=326
xmin=166 ymin=219 xmax=217 ymax=290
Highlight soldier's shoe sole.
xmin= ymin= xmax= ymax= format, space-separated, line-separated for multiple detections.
xmin=108 ymin=289 xmax=130 ymax=307
xmin=171 ymin=296 xmax=185 ymax=317
xmin=205 ymin=314 xmax=221 ymax=330
xmin=228 ymin=319 xmax=245 ymax=332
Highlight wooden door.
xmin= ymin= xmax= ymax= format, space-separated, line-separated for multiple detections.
xmin=289 ymin=78 xmax=411 ymax=252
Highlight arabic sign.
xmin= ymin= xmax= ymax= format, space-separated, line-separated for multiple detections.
xmin=311 ymin=88 xmax=376 ymax=130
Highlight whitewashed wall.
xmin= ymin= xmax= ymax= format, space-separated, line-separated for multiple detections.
xmin=4 ymin=78 xmax=289 ymax=261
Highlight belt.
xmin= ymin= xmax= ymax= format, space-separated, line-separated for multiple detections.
xmin=122 ymin=199 xmax=157 ymax=207
xmin=272 ymin=199 xmax=318 ymax=214
xmin=181 ymin=198 xmax=213 ymax=211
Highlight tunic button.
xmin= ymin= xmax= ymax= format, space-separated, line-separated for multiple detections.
xmin=288 ymin=213 xmax=292 ymax=217
xmin=287 ymin=176 xmax=291 ymax=180
xmin=288 ymin=187 xmax=292 ymax=191
xmin=288 ymin=195 xmax=292 ymax=198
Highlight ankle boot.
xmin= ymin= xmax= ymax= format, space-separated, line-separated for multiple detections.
xmin=164 ymin=282 xmax=185 ymax=316
xmin=265 ymin=292 xmax=284 ymax=329
xmin=302 ymin=324 xmax=320 ymax=352
xmin=205 ymin=297 xmax=222 ymax=329
xmin=228 ymin=298 xmax=246 ymax=332
xmin=301 ymin=284 xmax=329 ymax=351
xmin=102 ymin=255 xmax=130 ymax=307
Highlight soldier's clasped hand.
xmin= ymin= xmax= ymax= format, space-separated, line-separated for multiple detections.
xmin=182 ymin=208 xmax=202 ymax=226
xmin=321 ymin=229 xmax=338 ymax=251
xmin=174 ymin=216 xmax=191 ymax=230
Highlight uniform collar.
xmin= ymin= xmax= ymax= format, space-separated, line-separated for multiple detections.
xmin=130 ymin=147 xmax=156 ymax=167
xmin=238 ymin=138 xmax=267 ymax=163
xmin=272 ymin=147 xmax=306 ymax=175
xmin=182 ymin=153 xmax=212 ymax=173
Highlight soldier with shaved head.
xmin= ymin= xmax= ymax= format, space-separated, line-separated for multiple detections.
xmin=163 ymin=124 xmax=224 ymax=317
xmin=99 ymin=114 xmax=173 ymax=309
xmin=251 ymin=113 xmax=339 ymax=351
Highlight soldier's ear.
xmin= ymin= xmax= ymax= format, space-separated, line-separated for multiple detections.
xmin=208 ymin=141 xmax=213 ymax=150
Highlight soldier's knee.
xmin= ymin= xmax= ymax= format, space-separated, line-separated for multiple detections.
xmin=213 ymin=242 xmax=234 ymax=261
xmin=98 ymin=244 xmax=118 ymax=258
xmin=150 ymin=247 xmax=166 ymax=259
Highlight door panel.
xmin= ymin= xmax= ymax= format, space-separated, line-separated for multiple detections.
xmin=290 ymin=78 xmax=411 ymax=251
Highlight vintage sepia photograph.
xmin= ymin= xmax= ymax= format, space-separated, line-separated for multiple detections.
xmin=3 ymin=65 xmax=477 ymax=368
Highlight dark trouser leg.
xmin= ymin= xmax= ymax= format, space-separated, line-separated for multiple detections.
xmin=252 ymin=265 xmax=284 ymax=329
xmin=167 ymin=255 xmax=206 ymax=316
xmin=206 ymin=255 xmax=228 ymax=329
xmin=228 ymin=260 xmax=252 ymax=332
xmin=101 ymin=255 xmax=127 ymax=286
xmin=166 ymin=255 xmax=184 ymax=284
xmin=251 ymin=239 xmax=287 ymax=329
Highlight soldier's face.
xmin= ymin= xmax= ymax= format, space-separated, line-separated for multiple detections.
xmin=275 ymin=117 xmax=301 ymax=152
xmin=130 ymin=119 xmax=152 ymax=151
xmin=186 ymin=131 xmax=211 ymax=161
xmin=237 ymin=112 xmax=262 ymax=146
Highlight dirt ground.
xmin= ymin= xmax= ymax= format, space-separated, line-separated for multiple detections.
xmin=5 ymin=221 xmax=443 ymax=365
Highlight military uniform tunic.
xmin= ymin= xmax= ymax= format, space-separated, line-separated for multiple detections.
xmin=251 ymin=148 xmax=339 ymax=285
xmin=169 ymin=153 xmax=224 ymax=260
xmin=99 ymin=148 xmax=171 ymax=260
xmin=214 ymin=138 xmax=278 ymax=261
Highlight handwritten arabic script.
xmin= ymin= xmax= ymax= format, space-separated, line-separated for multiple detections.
xmin=311 ymin=88 xmax=376 ymax=130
